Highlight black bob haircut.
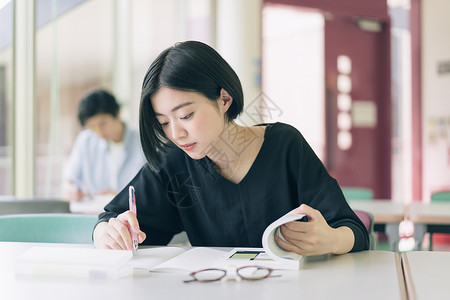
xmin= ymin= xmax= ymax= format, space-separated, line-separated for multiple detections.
xmin=78 ymin=89 xmax=120 ymax=126
xmin=139 ymin=41 xmax=244 ymax=171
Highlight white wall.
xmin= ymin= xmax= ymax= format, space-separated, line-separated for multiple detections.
xmin=262 ymin=6 xmax=324 ymax=158
xmin=422 ymin=0 xmax=450 ymax=201
xmin=130 ymin=0 xmax=180 ymax=127
xmin=216 ymin=0 xmax=262 ymax=126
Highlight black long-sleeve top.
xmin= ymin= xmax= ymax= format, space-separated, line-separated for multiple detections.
xmin=97 ymin=123 xmax=369 ymax=251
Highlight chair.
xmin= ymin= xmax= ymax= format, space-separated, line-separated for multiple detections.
xmin=342 ymin=187 xmax=373 ymax=201
xmin=0 ymin=213 xmax=98 ymax=244
xmin=431 ymin=191 xmax=450 ymax=202
xmin=354 ymin=209 xmax=376 ymax=250
xmin=0 ymin=198 xmax=70 ymax=215
xmin=427 ymin=191 xmax=450 ymax=250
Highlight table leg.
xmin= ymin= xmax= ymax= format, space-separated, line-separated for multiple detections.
xmin=413 ymin=224 xmax=427 ymax=250
xmin=385 ymin=223 xmax=400 ymax=251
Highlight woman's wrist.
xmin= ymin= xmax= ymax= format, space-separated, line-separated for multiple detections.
xmin=93 ymin=221 xmax=108 ymax=248
xmin=331 ymin=226 xmax=355 ymax=255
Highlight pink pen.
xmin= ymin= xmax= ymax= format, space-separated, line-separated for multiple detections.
xmin=128 ymin=186 xmax=138 ymax=251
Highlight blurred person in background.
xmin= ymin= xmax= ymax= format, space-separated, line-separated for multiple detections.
xmin=62 ymin=89 xmax=146 ymax=202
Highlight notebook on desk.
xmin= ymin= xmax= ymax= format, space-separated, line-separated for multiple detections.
xmin=14 ymin=246 xmax=133 ymax=279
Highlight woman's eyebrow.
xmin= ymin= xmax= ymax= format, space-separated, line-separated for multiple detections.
xmin=155 ymin=102 xmax=193 ymax=116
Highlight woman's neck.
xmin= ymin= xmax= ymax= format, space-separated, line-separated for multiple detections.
xmin=207 ymin=122 xmax=264 ymax=182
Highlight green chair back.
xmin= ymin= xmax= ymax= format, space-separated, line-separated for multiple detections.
xmin=342 ymin=187 xmax=373 ymax=201
xmin=0 ymin=214 xmax=98 ymax=244
xmin=431 ymin=191 xmax=450 ymax=202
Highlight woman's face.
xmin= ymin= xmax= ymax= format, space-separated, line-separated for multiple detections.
xmin=151 ymin=87 xmax=231 ymax=160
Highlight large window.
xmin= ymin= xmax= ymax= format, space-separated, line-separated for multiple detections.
xmin=0 ymin=1 xmax=13 ymax=195
xmin=0 ymin=0 xmax=214 ymax=198
xmin=35 ymin=0 xmax=114 ymax=196
xmin=35 ymin=0 xmax=213 ymax=198
xmin=32 ymin=0 xmax=212 ymax=198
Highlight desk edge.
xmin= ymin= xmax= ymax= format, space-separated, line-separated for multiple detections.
xmin=401 ymin=252 xmax=417 ymax=300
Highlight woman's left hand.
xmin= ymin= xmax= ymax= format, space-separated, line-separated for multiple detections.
xmin=275 ymin=204 xmax=354 ymax=256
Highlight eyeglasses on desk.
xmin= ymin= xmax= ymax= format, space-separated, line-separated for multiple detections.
xmin=183 ymin=266 xmax=281 ymax=283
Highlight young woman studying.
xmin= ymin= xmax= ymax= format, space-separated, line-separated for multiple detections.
xmin=93 ymin=41 xmax=369 ymax=256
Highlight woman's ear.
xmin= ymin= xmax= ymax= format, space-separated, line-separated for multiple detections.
xmin=220 ymin=88 xmax=233 ymax=112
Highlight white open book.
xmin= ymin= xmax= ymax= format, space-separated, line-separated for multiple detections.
xmin=14 ymin=211 xmax=305 ymax=278
xmin=135 ymin=210 xmax=306 ymax=272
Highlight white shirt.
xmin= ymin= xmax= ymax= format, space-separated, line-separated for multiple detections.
xmin=64 ymin=125 xmax=146 ymax=195
xmin=108 ymin=140 xmax=125 ymax=191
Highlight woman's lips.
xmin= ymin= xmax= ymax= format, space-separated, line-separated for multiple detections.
xmin=181 ymin=143 xmax=196 ymax=151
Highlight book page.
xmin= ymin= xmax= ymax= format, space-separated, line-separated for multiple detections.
xmin=128 ymin=247 xmax=186 ymax=271
xmin=217 ymin=248 xmax=299 ymax=270
xmin=261 ymin=211 xmax=306 ymax=269
xmin=150 ymin=247 xmax=228 ymax=273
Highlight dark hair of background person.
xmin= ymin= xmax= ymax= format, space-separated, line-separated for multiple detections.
xmin=139 ymin=40 xmax=244 ymax=171
xmin=78 ymin=89 xmax=120 ymax=126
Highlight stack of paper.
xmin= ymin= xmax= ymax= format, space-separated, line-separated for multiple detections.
xmin=14 ymin=247 xmax=133 ymax=279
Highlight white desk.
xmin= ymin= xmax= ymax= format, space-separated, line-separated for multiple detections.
xmin=402 ymin=251 xmax=450 ymax=300
xmin=408 ymin=202 xmax=450 ymax=250
xmin=69 ymin=194 xmax=114 ymax=215
xmin=349 ymin=200 xmax=405 ymax=251
xmin=0 ymin=242 xmax=406 ymax=300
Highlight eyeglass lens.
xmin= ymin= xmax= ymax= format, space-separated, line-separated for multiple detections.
xmin=237 ymin=266 xmax=271 ymax=280
xmin=193 ymin=269 xmax=226 ymax=282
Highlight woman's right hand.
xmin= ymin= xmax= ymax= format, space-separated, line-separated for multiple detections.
xmin=93 ymin=211 xmax=146 ymax=250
